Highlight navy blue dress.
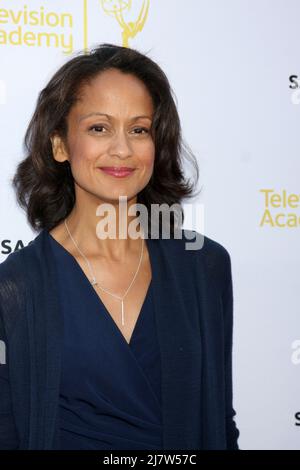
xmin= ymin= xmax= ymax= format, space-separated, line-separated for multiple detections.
xmin=48 ymin=232 xmax=163 ymax=450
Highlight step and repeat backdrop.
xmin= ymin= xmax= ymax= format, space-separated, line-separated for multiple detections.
xmin=0 ymin=0 xmax=299 ymax=450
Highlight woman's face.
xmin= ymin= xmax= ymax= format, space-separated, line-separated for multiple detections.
xmin=51 ymin=68 xmax=155 ymax=206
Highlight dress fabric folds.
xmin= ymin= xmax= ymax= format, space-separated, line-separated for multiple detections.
xmin=48 ymin=232 xmax=163 ymax=450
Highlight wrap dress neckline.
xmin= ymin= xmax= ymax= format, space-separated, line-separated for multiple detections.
xmin=50 ymin=231 xmax=151 ymax=346
xmin=47 ymin=230 xmax=163 ymax=450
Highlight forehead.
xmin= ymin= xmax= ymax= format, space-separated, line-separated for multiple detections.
xmin=71 ymin=69 xmax=154 ymax=118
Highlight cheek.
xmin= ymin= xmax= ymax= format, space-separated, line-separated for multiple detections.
xmin=140 ymin=142 xmax=155 ymax=171
xmin=140 ymin=153 xmax=155 ymax=187
xmin=69 ymin=135 xmax=101 ymax=166
xmin=144 ymin=155 xmax=155 ymax=171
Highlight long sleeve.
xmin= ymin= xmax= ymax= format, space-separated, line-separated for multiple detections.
xmin=0 ymin=305 xmax=19 ymax=449
xmin=222 ymin=249 xmax=240 ymax=449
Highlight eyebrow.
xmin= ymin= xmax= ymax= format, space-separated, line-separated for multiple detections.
xmin=78 ymin=112 xmax=152 ymax=123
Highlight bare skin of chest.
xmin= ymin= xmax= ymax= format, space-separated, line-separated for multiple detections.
xmin=49 ymin=226 xmax=152 ymax=345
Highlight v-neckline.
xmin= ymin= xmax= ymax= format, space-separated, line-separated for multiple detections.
xmin=47 ymin=230 xmax=153 ymax=348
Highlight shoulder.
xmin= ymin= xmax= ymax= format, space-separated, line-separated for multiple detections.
xmin=171 ymin=229 xmax=232 ymax=292
xmin=0 ymin=233 xmax=43 ymax=337
xmin=0 ymin=247 xmax=27 ymax=338
xmin=0 ymin=231 xmax=42 ymax=300
xmin=166 ymin=228 xmax=231 ymax=266
xmin=0 ymin=247 xmax=25 ymax=285
xmin=0 ymin=237 xmax=36 ymax=280
xmin=190 ymin=229 xmax=231 ymax=270
xmin=0 ymin=246 xmax=29 ymax=310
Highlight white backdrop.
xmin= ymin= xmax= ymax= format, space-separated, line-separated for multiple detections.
xmin=0 ymin=0 xmax=299 ymax=450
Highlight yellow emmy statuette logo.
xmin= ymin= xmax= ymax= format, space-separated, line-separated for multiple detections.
xmin=100 ymin=0 xmax=150 ymax=47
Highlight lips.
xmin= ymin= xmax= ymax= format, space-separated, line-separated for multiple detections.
xmin=99 ymin=167 xmax=135 ymax=178
xmin=100 ymin=167 xmax=135 ymax=171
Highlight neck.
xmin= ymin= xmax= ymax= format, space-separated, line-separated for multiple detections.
xmin=64 ymin=202 xmax=144 ymax=263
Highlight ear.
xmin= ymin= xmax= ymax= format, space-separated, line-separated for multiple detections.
xmin=50 ymin=133 xmax=69 ymax=163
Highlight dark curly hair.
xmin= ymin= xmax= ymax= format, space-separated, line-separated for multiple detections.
xmin=12 ymin=42 xmax=201 ymax=234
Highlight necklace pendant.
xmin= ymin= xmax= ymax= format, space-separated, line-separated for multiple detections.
xmin=121 ymin=300 xmax=125 ymax=326
xmin=91 ymin=278 xmax=98 ymax=286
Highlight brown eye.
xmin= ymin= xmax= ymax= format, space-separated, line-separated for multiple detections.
xmin=89 ymin=125 xmax=106 ymax=133
xmin=133 ymin=127 xmax=149 ymax=134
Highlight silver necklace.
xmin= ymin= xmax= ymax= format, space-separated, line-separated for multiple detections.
xmin=64 ymin=218 xmax=144 ymax=326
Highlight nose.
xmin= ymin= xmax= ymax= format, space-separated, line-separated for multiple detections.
xmin=108 ymin=129 xmax=133 ymax=160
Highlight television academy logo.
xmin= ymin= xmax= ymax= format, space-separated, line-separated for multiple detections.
xmin=96 ymin=0 xmax=150 ymax=49
xmin=259 ymin=189 xmax=300 ymax=228
xmin=0 ymin=1 xmax=150 ymax=55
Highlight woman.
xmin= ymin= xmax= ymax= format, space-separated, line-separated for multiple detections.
xmin=0 ymin=43 xmax=239 ymax=450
